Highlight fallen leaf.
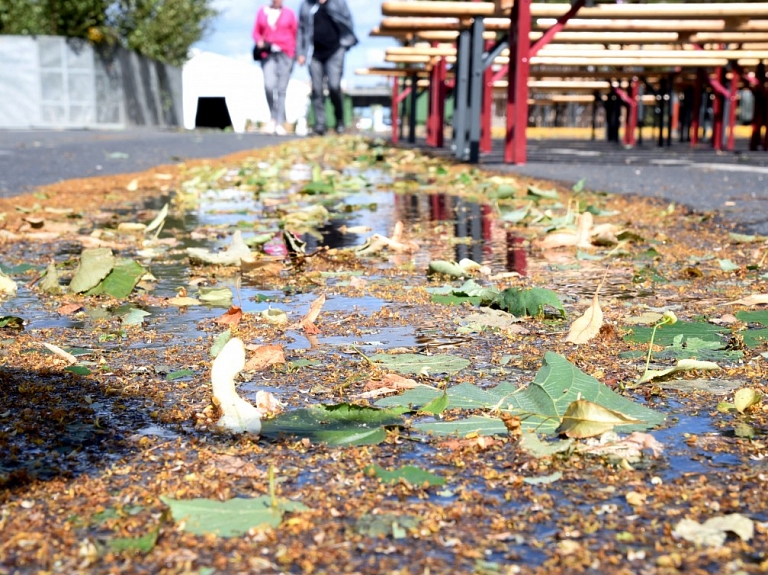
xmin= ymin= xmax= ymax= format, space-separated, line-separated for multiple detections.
xmin=288 ymin=294 xmax=325 ymax=334
xmin=638 ymin=359 xmax=721 ymax=384
xmin=536 ymin=212 xmax=594 ymax=250
xmin=721 ymin=294 xmax=768 ymax=307
xmin=168 ymin=296 xmax=201 ymax=307
xmin=673 ymin=514 xmax=754 ymax=547
xmin=734 ymin=388 xmax=762 ymax=414
xmin=211 ymin=337 xmax=261 ymax=434
xmin=244 ymin=344 xmax=286 ymax=371
xmin=214 ymin=305 xmax=243 ymax=326
xmin=126 ymin=178 xmax=139 ymax=191
xmin=207 ymin=454 xmax=263 ymax=478
xmin=578 ymin=431 xmax=664 ymax=458
xmin=57 ymin=303 xmax=84 ymax=315
xmin=255 ymin=390 xmax=284 ymax=415
xmin=364 ymin=373 xmax=418 ymax=393
xmin=557 ymin=399 xmax=640 ymax=438
xmin=565 ymin=289 xmax=603 ymax=344
xmin=261 ymin=307 xmax=288 ymax=326
xmin=437 ymin=436 xmax=500 ymax=452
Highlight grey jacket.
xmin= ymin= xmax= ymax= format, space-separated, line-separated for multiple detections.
xmin=296 ymin=0 xmax=359 ymax=60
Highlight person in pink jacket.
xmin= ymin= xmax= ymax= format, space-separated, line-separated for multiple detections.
xmin=253 ymin=0 xmax=297 ymax=135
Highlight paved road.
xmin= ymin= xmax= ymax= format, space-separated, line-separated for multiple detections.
xmin=2 ymin=128 xmax=768 ymax=234
xmin=0 ymin=128 xmax=282 ymax=197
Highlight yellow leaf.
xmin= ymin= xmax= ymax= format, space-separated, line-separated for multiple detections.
xmin=565 ymin=290 xmax=603 ymax=344
xmin=734 ymin=388 xmax=762 ymax=414
xmin=557 ymin=399 xmax=639 ymax=439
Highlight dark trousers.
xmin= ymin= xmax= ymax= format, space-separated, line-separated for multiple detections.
xmin=309 ymin=47 xmax=345 ymax=130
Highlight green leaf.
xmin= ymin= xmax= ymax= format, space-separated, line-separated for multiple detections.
xmin=369 ymin=353 xmax=470 ymax=376
xmin=624 ymin=321 xmax=727 ymax=346
xmin=419 ymin=393 xmax=448 ymax=415
xmin=166 ymin=368 xmax=195 ymax=381
xmin=64 ymin=365 xmax=92 ymax=375
xmin=301 ymin=181 xmax=335 ymax=195
xmin=160 ymin=495 xmax=306 ymax=537
xmin=210 ymin=330 xmax=232 ymax=358
xmin=492 ymin=287 xmax=565 ymax=318
xmin=87 ymin=258 xmax=144 ymax=298
xmin=108 ymin=524 xmax=159 ymax=554
xmin=430 ymin=294 xmax=483 ymax=306
xmin=527 ymin=185 xmax=559 ymax=200
xmin=523 ymin=471 xmax=563 ymax=485
xmin=718 ymin=259 xmax=740 ymax=272
xmin=260 ymin=403 xmax=404 ymax=445
xmin=69 ymin=248 xmax=115 ymax=293
xmin=518 ymin=432 xmax=573 ymax=458
xmin=366 ymin=464 xmax=446 ymax=487
xmin=427 ymin=260 xmax=470 ymax=278
xmin=121 ymin=308 xmax=151 ymax=326
xmin=572 ymin=178 xmax=586 ymax=193
xmin=494 ymin=184 xmax=518 ymax=199
xmin=198 ymin=287 xmax=233 ymax=302
xmin=499 ymin=204 xmax=531 ymax=223
xmin=0 ymin=316 xmax=24 ymax=329
xmin=378 ymin=353 xmax=664 ymax=435
xmin=414 ymin=415 xmax=509 ymax=436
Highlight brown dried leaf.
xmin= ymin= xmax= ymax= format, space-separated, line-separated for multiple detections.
xmin=722 ymin=294 xmax=768 ymax=307
xmin=364 ymin=373 xmax=418 ymax=392
xmin=58 ymin=303 xmax=84 ymax=315
xmin=208 ymin=454 xmax=264 ymax=478
xmin=565 ymin=290 xmax=603 ymax=344
xmin=244 ymin=344 xmax=286 ymax=371
xmin=437 ymin=436 xmax=500 ymax=452
xmin=214 ymin=305 xmax=243 ymax=326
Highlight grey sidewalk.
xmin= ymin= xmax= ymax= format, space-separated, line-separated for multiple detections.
xmin=0 ymin=128 xmax=286 ymax=198
xmin=483 ymin=138 xmax=768 ymax=235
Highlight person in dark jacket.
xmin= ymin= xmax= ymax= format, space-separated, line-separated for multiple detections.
xmin=296 ymin=0 xmax=358 ymax=135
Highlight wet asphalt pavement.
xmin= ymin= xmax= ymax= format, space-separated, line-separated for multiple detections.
xmin=2 ymin=127 xmax=768 ymax=234
xmin=0 ymin=128 xmax=280 ymax=197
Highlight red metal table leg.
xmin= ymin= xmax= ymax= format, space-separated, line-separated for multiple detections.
xmin=504 ymin=0 xmax=531 ymax=164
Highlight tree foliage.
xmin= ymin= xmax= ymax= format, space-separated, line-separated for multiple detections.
xmin=0 ymin=0 xmax=217 ymax=66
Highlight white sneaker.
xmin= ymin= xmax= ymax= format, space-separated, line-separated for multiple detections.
xmin=275 ymin=124 xmax=287 ymax=136
xmin=295 ymin=117 xmax=308 ymax=137
xmin=263 ymin=119 xmax=276 ymax=134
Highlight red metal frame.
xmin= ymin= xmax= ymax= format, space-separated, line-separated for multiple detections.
xmin=707 ymin=67 xmax=739 ymax=151
xmin=529 ymin=0 xmax=585 ymax=58
xmin=504 ymin=0 xmax=532 ymax=164
xmin=391 ymin=77 xmax=413 ymax=145
xmin=615 ymin=79 xmax=638 ymax=147
xmin=711 ymin=68 xmax=724 ymax=151
xmin=504 ymin=0 xmax=584 ymax=164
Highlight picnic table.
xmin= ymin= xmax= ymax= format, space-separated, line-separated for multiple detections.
xmin=368 ymin=1 xmax=768 ymax=164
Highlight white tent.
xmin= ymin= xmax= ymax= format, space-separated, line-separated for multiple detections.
xmin=182 ymin=51 xmax=309 ymax=133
